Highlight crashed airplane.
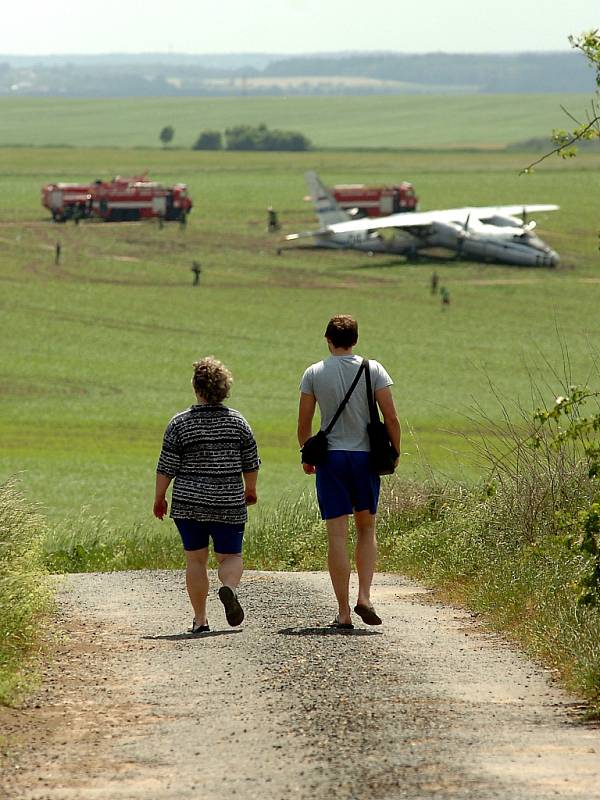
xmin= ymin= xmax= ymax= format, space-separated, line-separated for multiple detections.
xmin=286 ymin=171 xmax=559 ymax=267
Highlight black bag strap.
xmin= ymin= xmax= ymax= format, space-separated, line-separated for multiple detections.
xmin=363 ymin=359 xmax=380 ymax=425
xmin=323 ymin=359 xmax=367 ymax=435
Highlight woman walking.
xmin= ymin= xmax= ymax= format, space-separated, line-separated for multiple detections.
xmin=154 ymin=357 xmax=260 ymax=633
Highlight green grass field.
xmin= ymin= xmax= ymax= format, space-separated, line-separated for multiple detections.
xmin=0 ymin=94 xmax=592 ymax=149
xmin=0 ymin=145 xmax=599 ymax=541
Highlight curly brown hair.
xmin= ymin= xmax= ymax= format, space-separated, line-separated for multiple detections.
xmin=192 ymin=357 xmax=233 ymax=404
xmin=324 ymin=314 xmax=358 ymax=348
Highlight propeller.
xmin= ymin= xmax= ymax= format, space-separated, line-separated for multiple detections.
xmin=455 ymin=213 xmax=471 ymax=259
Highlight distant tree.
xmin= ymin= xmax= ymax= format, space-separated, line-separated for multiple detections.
xmin=224 ymin=123 xmax=310 ymax=151
xmin=192 ymin=130 xmax=223 ymax=150
xmin=159 ymin=125 xmax=175 ymax=147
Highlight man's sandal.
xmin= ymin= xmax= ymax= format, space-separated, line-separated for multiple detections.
xmin=329 ymin=616 xmax=354 ymax=630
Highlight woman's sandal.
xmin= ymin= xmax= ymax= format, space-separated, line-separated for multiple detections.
xmin=190 ymin=619 xmax=210 ymax=634
xmin=354 ymin=604 xmax=382 ymax=626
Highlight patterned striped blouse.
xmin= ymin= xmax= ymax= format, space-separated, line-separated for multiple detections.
xmin=157 ymin=404 xmax=260 ymax=524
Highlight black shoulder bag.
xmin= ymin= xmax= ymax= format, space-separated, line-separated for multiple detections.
xmin=301 ymin=360 xmax=367 ymax=467
xmin=364 ymin=360 xmax=399 ymax=476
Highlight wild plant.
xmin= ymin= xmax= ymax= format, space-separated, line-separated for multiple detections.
xmin=0 ymin=478 xmax=52 ymax=703
xmin=532 ymin=386 xmax=600 ymax=606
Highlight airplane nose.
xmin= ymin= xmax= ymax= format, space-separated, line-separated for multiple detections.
xmin=548 ymin=250 xmax=559 ymax=267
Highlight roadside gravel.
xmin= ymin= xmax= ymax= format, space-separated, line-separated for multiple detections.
xmin=1 ymin=569 xmax=599 ymax=799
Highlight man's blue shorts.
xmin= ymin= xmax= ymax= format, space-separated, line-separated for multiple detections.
xmin=315 ymin=450 xmax=380 ymax=520
xmin=173 ymin=519 xmax=244 ymax=554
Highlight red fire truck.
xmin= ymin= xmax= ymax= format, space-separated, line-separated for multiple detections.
xmin=332 ymin=181 xmax=418 ymax=218
xmin=41 ymin=175 xmax=193 ymax=223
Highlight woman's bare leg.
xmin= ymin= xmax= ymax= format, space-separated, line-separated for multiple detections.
xmin=184 ymin=547 xmax=210 ymax=624
xmin=215 ymin=552 xmax=243 ymax=589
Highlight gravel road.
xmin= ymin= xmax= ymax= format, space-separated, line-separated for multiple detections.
xmin=2 ymin=569 xmax=599 ymax=800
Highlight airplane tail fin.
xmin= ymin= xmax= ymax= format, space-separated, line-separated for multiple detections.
xmin=305 ymin=171 xmax=350 ymax=227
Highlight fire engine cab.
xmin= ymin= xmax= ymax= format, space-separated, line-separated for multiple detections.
xmin=332 ymin=181 xmax=418 ymax=218
xmin=41 ymin=175 xmax=193 ymax=223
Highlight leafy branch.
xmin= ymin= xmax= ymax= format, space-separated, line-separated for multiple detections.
xmin=522 ymin=29 xmax=600 ymax=174
xmin=521 ymin=114 xmax=600 ymax=173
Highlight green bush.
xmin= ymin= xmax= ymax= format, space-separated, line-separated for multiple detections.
xmin=0 ymin=479 xmax=52 ymax=704
xmin=224 ymin=123 xmax=310 ymax=151
xmin=192 ymin=130 xmax=223 ymax=150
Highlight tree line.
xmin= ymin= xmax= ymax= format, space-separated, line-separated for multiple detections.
xmin=160 ymin=124 xmax=311 ymax=151
xmin=1 ymin=51 xmax=595 ymax=97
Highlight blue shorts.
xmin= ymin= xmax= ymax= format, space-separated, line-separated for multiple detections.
xmin=173 ymin=519 xmax=244 ymax=554
xmin=315 ymin=451 xmax=380 ymax=520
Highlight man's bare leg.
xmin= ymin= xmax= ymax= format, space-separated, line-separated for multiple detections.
xmin=326 ymin=515 xmax=352 ymax=624
xmin=184 ymin=547 xmax=210 ymax=625
xmin=354 ymin=509 xmax=377 ymax=608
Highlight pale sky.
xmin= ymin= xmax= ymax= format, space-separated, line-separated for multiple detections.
xmin=1 ymin=0 xmax=597 ymax=55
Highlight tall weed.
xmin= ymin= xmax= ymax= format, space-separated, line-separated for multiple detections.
xmin=44 ymin=508 xmax=185 ymax=572
xmin=0 ymin=479 xmax=52 ymax=704
xmin=381 ymin=375 xmax=600 ymax=709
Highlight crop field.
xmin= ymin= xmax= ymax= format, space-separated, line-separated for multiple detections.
xmin=0 ymin=93 xmax=593 ymax=149
xmin=0 ymin=144 xmax=599 ymax=548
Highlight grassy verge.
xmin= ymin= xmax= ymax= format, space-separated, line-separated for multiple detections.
xmin=383 ymin=483 xmax=600 ymax=709
xmin=0 ymin=480 xmax=52 ymax=704
xmin=44 ymin=508 xmax=184 ymax=573
xmin=375 ymin=379 xmax=600 ymax=713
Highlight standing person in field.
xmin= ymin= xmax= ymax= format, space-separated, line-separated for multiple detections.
xmin=191 ymin=260 xmax=202 ymax=286
xmin=154 ymin=357 xmax=260 ymax=633
xmin=430 ymin=271 xmax=439 ymax=295
xmin=441 ymin=286 xmax=450 ymax=310
xmin=297 ymin=315 xmax=400 ymax=629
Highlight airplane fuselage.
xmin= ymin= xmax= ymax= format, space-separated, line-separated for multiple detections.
xmin=313 ymin=230 xmax=416 ymax=254
xmin=424 ymin=220 xmax=559 ymax=267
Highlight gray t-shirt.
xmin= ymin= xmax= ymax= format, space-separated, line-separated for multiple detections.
xmin=300 ymin=355 xmax=393 ymax=451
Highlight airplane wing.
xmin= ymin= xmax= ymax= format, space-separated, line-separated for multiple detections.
xmin=327 ymin=204 xmax=560 ymax=235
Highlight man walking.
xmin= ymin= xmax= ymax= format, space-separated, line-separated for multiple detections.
xmin=191 ymin=260 xmax=202 ymax=286
xmin=297 ymin=315 xmax=400 ymax=628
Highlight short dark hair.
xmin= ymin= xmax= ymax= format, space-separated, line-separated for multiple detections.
xmin=325 ymin=315 xmax=358 ymax=348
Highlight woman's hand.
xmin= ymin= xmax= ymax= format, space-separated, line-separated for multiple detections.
xmin=153 ymin=497 xmax=168 ymax=519
xmin=244 ymin=489 xmax=257 ymax=506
